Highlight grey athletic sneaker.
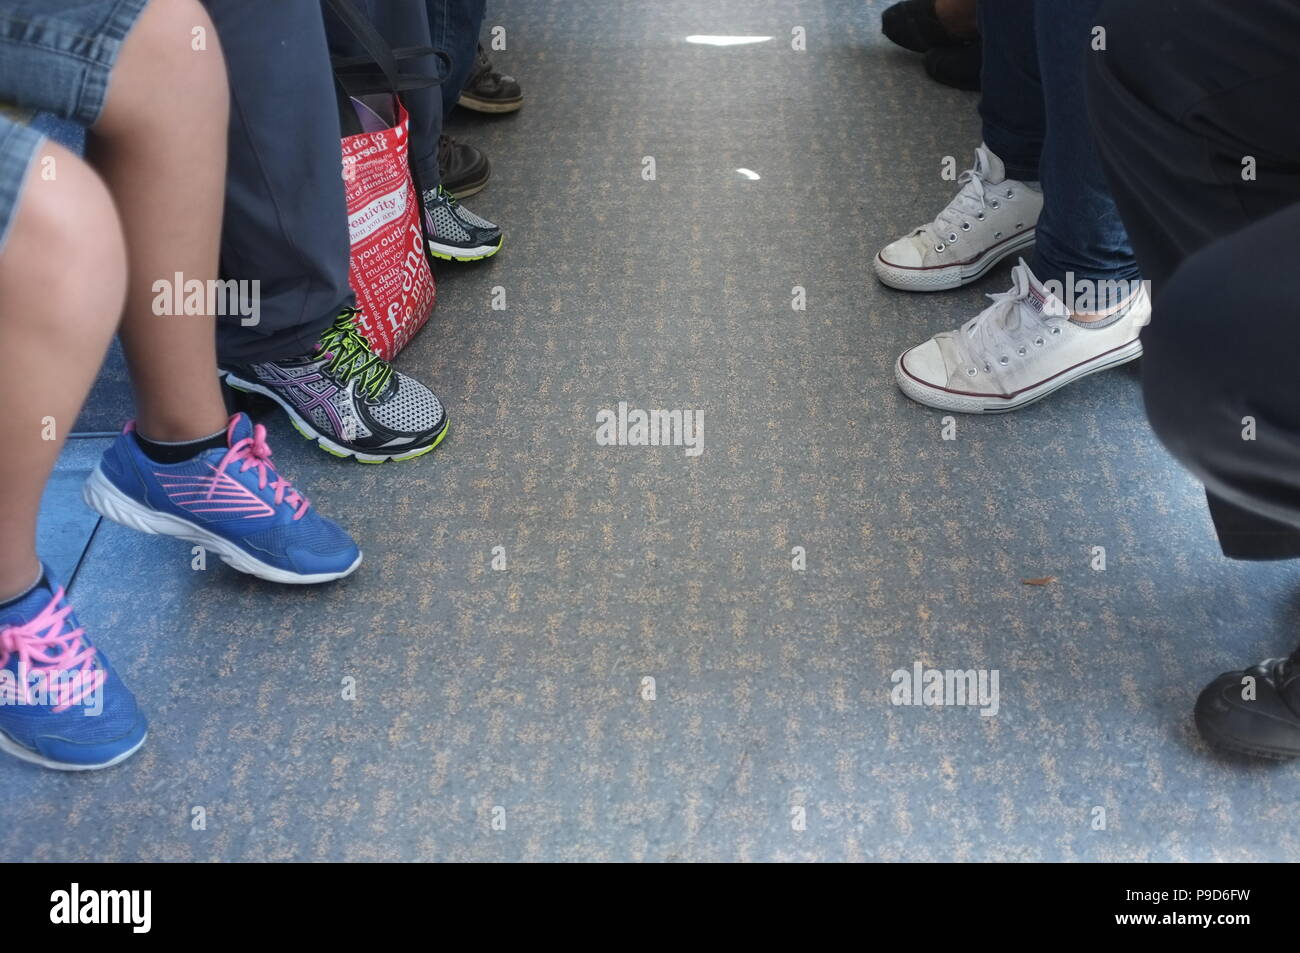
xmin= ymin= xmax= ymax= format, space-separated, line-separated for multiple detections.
xmin=421 ymin=185 xmax=503 ymax=261
xmin=221 ymin=309 xmax=449 ymax=463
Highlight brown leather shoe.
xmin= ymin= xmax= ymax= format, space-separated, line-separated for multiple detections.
xmin=457 ymin=45 xmax=523 ymax=114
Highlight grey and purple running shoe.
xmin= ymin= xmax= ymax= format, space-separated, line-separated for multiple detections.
xmin=221 ymin=309 xmax=449 ymax=463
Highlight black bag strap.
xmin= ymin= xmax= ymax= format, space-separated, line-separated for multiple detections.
xmin=325 ymin=0 xmax=442 ymax=259
xmin=325 ymin=0 xmax=400 ymax=89
xmin=324 ymin=0 xmax=450 ymax=96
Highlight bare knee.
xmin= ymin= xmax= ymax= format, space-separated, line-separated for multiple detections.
xmin=95 ymin=0 xmax=229 ymax=138
xmin=0 ymin=142 xmax=127 ymax=340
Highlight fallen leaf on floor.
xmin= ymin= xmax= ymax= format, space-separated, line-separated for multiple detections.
xmin=1022 ymin=576 xmax=1056 ymax=586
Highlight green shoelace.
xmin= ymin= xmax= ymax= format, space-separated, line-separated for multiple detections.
xmin=315 ymin=309 xmax=393 ymax=400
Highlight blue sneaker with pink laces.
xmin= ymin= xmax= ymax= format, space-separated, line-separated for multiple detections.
xmin=0 ymin=570 xmax=147 ymax=770
xmin=83 ymin=413 xmax=361 ymax=584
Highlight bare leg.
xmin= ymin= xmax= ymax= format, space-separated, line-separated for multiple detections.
xmin=0 ymin=144 xmax=126 ymax=598
xmin=88 ymin=0 xmax=231 ymax=442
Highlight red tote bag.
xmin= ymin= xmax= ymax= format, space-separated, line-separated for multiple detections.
xmin=339 ymin=94 xmax=435 ymax=361
xmin=328 ymin=0 xmax=449 ymax=360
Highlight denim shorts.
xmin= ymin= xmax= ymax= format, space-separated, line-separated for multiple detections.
xmin=0 ymin=0 xmax=148 ymax=253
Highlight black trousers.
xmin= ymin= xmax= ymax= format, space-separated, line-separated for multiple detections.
xmin=1088 ymin=0 xmax=1300 ymax=560
xmin=205 ymin=0 xmax=352 ymax=364
xmin=205 ymin=0 xmax=484 ymax=363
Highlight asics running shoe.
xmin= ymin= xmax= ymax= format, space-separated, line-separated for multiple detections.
xmin=422 ymin=185 xmax=503 ymax=261
xmin=222 ymin=310 xmax=449 ymax=463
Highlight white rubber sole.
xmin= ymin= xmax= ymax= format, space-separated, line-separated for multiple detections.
xmin=874 ymin=228 xmax=1037 ymax=292
xmin=221 ymin=373 xmax=447 ymax=464
xmin=82 ymin=466 xmax=362 ymax=584
xmin=895 ymin=338 xmax=1143 ymax=414
xmin=427 ymin=237 xmax=502 ymax=262
xmin=0 ymin=727 xmax=147 ymax=771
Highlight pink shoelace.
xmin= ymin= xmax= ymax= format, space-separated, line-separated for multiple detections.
xmin=210 ymin=418 xmax=310 ymax=520
xmin=0 ymin=588 xmax=104 ymax=713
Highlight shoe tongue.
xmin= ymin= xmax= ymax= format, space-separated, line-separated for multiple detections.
xmin=225 ymin=412 xmax=254 ymax=446
xmin=1010 ymin=262 xmax=1066 ymax=319
xmin=975 ymin=144 xmax=1006 ymax=185
xmin=318 ymin=330 xmax=389 ymax=397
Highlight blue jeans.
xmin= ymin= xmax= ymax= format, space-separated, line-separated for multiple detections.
xmin=427 ymin=0 xmax=487 ymax=119
xmin=979 ymin=0 xmax=1139 ymax=307
xmin=0 ymin=0 xmax=147 ymax=252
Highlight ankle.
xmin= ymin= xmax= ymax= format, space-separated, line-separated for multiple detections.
xmin=0 ymin=560 xmax=43 ymax=605
xmin=134 ymin=412 xmax=229 ymax=444
xmin=133 ymin=424 xmax=230 ymax=464
xmin=1070 ymin=288 xmax=1139 ymax=323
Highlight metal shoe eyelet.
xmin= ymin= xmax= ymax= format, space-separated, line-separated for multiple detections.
xmin=1015 ymin=222 xmax=1024 ymax=230
xmin=961 ymin=222 xmax=971 ymax=231
xmin=994 ymin=231 xmax=1003 ymax=239
xmin=990 ymin=200 xmax=1001 ymax=209
xmin=1017 ymin=346 xmax=1027 ymax=356
xmin=983 ymin=362 xmax=992 ymax=373
xmin=1034 ymin=337 xmax=1044 ymax=346
xmin=1051 ymin=326 xmax=1061 ymax=335
xmin=935 ymin=243 xmax=946 ymax=253
xmin=948 ymin=232 xmax=958 ymax=242
xmin=998 ymin=356 xmax=1009 ymax=366
xmin=1006 ymin=189 xmax=1015 ymax=198
xmin=966 ymin=367 xmax=978 ymax=377
xmin=976 ymin=212 xmax=986 ymax=221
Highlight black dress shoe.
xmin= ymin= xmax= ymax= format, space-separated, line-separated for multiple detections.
xmin=882 ymin=0 xmax=970 ymax=53
xmin=1195 ymin=647 xmax=1300 ymax=759
xmin=437 ymin=134 xmax=491 ymax=199
xmin=923 ymin=42 xmax=981 ymax=92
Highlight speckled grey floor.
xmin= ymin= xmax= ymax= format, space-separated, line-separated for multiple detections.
xmin=5 ymin=0 xmax=1298 ymax=862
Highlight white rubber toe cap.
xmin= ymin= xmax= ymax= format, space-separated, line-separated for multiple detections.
xmin=878 ymin=235 xmax=925 ymax=268
xmin=899 ymin=338 xmax=949 ymax=388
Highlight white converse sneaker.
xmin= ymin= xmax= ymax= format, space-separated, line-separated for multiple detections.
xmin=875 ymin=144 xmax=1043 ymax=292
xmin=894 ymin=261 xmax=1149 ymax=413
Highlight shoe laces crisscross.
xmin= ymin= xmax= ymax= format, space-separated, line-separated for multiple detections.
xmin=928 ymin=149 xmax=1006 ymax=245
xmin=316 ymin=310 xmax=393 ymax=400
xmin=212 ymin=418 xmax=310 ymax=520
xmin=0 ymin=588 xmax=103 ymax=713
xmin=957 ymin=261 xmax=1066 ymax=385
